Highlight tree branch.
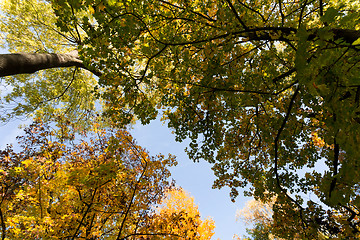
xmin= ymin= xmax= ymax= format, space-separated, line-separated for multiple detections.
xmin=329 ymin=139 xmax=339 ymax=199
xmin=120 ymin=232 xmax=183 ymax=240
xmin=278 ymin=0 xmax=285 ymax=26
xmin=0 ymin=207 xmax=5 ymax=240
xmin=0 ymin=51 xmax=101 ymax=77
xmin=272 ymin=68 xmax=296 ymax=84
xmin=319 ymin=0 xmax=324 ymax=17
xmin=273 ymin=86 xmax=306 ymax=222
xmin=298 ymin=0 xmax=309 ymax=28
xmin=225 ymin=0 xmax=249 ymax=30
xmin=71 ymin=188 xmax=98 ymax=240
xmin=274 ymin=86 xmax=299 ymax=193
xmin=34 ymin=67 xmax=77 ymax=108
xmin=236 ymin=0 xmax=266 ymax=23
xmin=116 ymin=157 xmax=148 ymax=240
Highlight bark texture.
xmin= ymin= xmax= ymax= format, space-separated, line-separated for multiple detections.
xmin=0 ymin=51 xmax=90 ymax=77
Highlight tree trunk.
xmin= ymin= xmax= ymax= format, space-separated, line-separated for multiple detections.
xmin=0 ymin=51 xmax=99 ymax=77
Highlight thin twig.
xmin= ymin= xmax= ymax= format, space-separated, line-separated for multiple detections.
xmin=236 ymin=0 xmax=266 ymax=22
xmin=34 ymin=67 xmax=77 ymax=108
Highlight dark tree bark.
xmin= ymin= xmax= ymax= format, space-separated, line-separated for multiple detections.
xmin=0 ymin=51 xmax=100 ymax=77
xmin=245 ymin=27 xmax=360 ymax=44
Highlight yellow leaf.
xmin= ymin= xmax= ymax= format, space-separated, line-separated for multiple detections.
xmin=97 ymin=2 xmax=105 ymax=11
xmin=353 ymin=37 xmax=360 ymax=45
xmin=22 ymin=158 xmax=33 ymax=167
xmin=89 ymin=6 xmax=95 ymax=14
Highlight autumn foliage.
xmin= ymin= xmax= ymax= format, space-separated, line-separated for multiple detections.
xmin=2 ymin=0 xmax=360 ymax=238
xmin=149 ymin=188 xmax=215 ymax=240
xmin=0 ymin=120 xmax=215 ymax=239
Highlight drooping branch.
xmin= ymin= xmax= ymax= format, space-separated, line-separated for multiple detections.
xmin=0 ymin=51 xmax=101 ymax=77
xmin=33 ymin=68 xmax=77 ymax=109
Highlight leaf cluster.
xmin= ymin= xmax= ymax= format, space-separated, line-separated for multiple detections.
xmin=0 ymin=119 xmax=180 ymax=239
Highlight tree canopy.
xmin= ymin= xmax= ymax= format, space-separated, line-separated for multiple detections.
xmin=1 ymin=0 xmax=360 ymax=238
xmin=0 ymin=118 xmax=216 ymax=239
xmin=149 ymin=188 xmax=215 ymax=239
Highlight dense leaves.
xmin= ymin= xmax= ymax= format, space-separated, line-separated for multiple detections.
xmin=48 ymin=0 xmax=360 ymax=238
xmin=149 ymin=188 xmax=215 ymax=239
xmin=2 ymin=0 xmax=360 ymax=238
xmin=0 ymin=120 xmax=181 ymax=239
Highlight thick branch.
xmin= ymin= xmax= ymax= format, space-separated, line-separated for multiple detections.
xmin=0 ymin=51 xmax=101 ymax=77
xmin=331 ymin=28 xmax=360 ymax=43
xmin=247 ymin=27 xmax=360 ymax=44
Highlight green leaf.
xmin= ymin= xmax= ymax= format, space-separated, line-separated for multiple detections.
xmin=321 ymin=7 xmax=339 ymax=23
xmin=353 ymin=37 xmax=360 ymax=45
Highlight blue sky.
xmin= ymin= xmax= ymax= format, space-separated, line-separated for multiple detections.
xmin=130 ymin=118 xmax=251 ymax=239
